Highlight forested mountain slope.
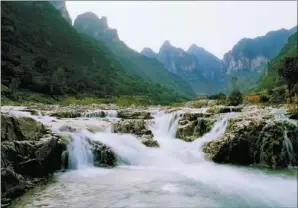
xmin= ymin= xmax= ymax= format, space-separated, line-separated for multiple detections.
xmin=74 ymin=12 xmax=196 ymax=98
xmin=1 ymin=1 xmax=189 ymax=105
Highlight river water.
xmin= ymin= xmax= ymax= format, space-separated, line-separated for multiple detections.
xmin=8 ymin=108 xmax=297 ymax=208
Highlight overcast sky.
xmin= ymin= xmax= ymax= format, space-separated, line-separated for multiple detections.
xmin=66 ymin=1 xmax=297 ymax=59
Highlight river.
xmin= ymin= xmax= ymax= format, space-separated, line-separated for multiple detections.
xmin=10 ymin=108 xmax=297 ymax=208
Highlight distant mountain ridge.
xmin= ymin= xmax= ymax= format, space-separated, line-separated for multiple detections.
xmin=74 ymin=12 xmax=196 ymax=98
xmin=141 ymin=26 xmax=297 ymax=94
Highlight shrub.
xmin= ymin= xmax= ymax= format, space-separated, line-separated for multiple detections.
xmin=260 ymin=94 xmax=269 ymax=103
xmin=60 ymin=97 xmax=77 ymax=105
xmin=227 ymin=90 xmax=243 ymax=106
xmin=270 ymin=86 xmax=287 ymax=104
xmin=245 ymin=94 xmax=261 ymax=104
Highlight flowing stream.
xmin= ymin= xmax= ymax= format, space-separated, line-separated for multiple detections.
xmin=10 ymin=108 xmax=298 ymax=208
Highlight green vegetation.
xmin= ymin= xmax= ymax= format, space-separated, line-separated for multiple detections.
xmin=73 ymin=12 xmax=195 ymax=98
xmin=1 ymin=2 xmax=189 ymax=106
xmin=254 ymin=32 xmax=297 ymax=92
xmin=227 ymin=90 xmax=243 ymax=106
xmin=251 ymin=32 xmax=297 ymax=105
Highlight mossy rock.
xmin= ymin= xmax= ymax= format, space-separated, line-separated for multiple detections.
xmin=117 ymin=110 xmax=152 ymax=119
xmin=1 ymin=114 xmax=45 ymax=141
xmin=176 ymin=117 xmax=216 ymax=142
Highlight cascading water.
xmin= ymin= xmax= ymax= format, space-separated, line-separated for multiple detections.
xmin=283 ymin=129 xmax=297 ymax=166
xmin=7 ymin=107 xmax=298 ymax=208
xmin=67 ymin=131 xmax=94 ymax=169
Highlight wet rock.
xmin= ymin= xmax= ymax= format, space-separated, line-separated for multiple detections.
xmin=59 ymin=125 xmax=77 ymax=132
xmin=1 ymin=115 xmax=67 ymax=201
xmin=113 ymin=119 xmax=153 ymax=137
xmin=206 ymin=106 xmax=242 ymax=114
xmin=91 ymin=140 xmax=117 ymax=167
xmin=176 ymin=113 xmax=216 ymax=142
xmin=203 ymin=115 xmax=298 ymax=168
xmin=117 ymin=110 xmax=152 ymax=119
xmin=1 ymin=168 xmax=25 ymax=199
xmin=140 ymin=135 xmax=159 ymax=147
xmin=112 ymin=119 xmax=159 ymax=147
xmin=1 ymin=114 xmax=46 ymax=141
xmin=50 ymin=111 xmax=81 ymax=118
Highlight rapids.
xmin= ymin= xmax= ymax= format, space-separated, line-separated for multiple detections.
xmin=7 ymin=107 xmax=297 ymax=208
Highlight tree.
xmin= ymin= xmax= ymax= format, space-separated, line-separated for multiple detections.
xmin=227 ymin=90 xmax=243 ymax=106
xmin=278 ymin=57 xmax=298 ymax=96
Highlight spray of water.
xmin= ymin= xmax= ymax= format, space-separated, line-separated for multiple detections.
xmin=67 ymin=131 xmax=94 ymax=169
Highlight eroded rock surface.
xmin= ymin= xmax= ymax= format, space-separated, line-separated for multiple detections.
xmin=1 ymin=114 xmax=66 ymax=206
xmin=112 ymin=119 xmax=159 ymax=147
xmin=176 ymin=113 xmax=216 ymax=142
xmin=203 ymin=112 xmax=298 ymax=169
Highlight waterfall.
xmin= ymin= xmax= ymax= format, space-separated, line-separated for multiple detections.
xmin=283 ymin=129 xmax=297 ymax=166
xmin=92 ymin=108 xmax=231 ymax=167
xmin=67 ymin=131 xmax=94 ymax=169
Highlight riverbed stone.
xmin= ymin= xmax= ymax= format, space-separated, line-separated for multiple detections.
xmin=117 ymin=110 xmax=152 ymax=119
xmin=206 ymin=106 xmax=242 ymax=114
xmin=112 ymin=119 xmax=159 ymax=147
xmin=1 ymin=114 xmax=46 ymax=141
xmin=1 ymin=114 xmax=66 ymax=203
xmin=91 ymin=140 xmax=117 ymax=167
xmin=203 ymin=114 xmax=298 ymax=169
xmin=176 ymin=113 xmax=216 ymax=142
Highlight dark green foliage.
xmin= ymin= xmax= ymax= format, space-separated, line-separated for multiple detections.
xmin=278 ymin=57 xmax=298 ymax=96
xmin=255 ymin=32 xmax=297 ymax=92
xmin=260 ymin=94 xmax=270 ymax=103
xmin=227 ymin=90 xmax=243 ymax=106
xmin=1 ymin=2 xmax=188 ymax=105
xmin=270 ymin=86 xmax=287 ymax=104
xmin=207 ymin=92 xmax=226 ymax=100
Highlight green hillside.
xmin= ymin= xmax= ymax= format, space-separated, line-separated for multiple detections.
xmin=1 ymin=2 xmax=188 ymax=105
xmin=74 ymin=12 xmax=196 ymax=98
xmin=254 ymin=32 xmax=297 ymax=91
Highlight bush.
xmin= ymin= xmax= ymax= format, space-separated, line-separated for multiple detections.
xmin=260 ymin=94 xmax=270 ymax=103
xmin=227 ymin=90 xmax=243 ymax=106
xmin=245 ymin=94 xmax=261 ymax=104
xmin=207 ymin=92 xmax=226 ymax=100
xmin=270 ymin=86 xmax=287 ymax=104
xmin=60 ymin=97 xmax=77 ymax=105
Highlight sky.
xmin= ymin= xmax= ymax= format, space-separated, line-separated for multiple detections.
xmin=66 ymin=1 xmax=297 ymax=59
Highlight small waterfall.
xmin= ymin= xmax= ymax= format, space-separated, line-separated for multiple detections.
xmin=149 ymin=110 xmax=182 ymax=138
xmin=283 ymin=129 xmax=297 ymax=166
xmin=272 ymin=108 xmax=297 ymax=126
xmin=67 ymin=132 xmax=94 ymax=169
xmin=192 ymin=115 xmax=229 ymax=150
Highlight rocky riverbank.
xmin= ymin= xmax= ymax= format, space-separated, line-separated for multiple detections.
xmin=1 ymin=104 xmax=297 ymax=206
xmin=0 ymin=113 xmax=116 ymax=207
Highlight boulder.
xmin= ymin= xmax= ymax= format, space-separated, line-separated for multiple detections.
xmin=1 ymin=114 xmax=46 ymax=141
xmin=113 ymin=119 xmax=153 ymax=137
xmin=112 ymin=119 xmax=159 ymax=147
xmin=203 ymin=115 xmax=298 ymax=169
xmin=1 ymin=114 xmax=66 ymax=202
xmin=117 ymin=110 xmax=152 ymax=119
xmin=140 ymin=135 xmax=159 ymax=147
xmin=176 ymin=113 xmax=216 ymax=142
xmin=91 ymin=140 xmax=117 ymax=167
